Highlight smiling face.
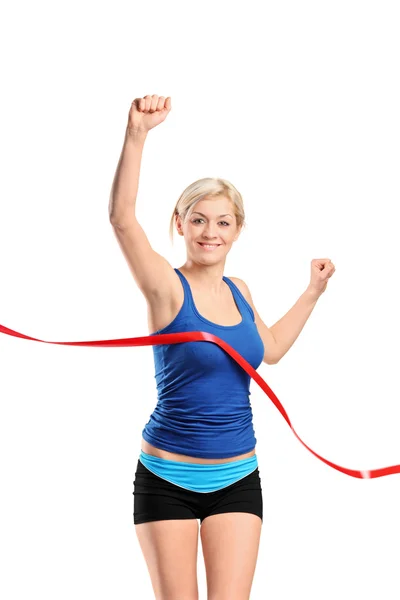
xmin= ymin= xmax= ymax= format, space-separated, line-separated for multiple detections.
xmin=175 ymin=195 xmax=242 ymax=263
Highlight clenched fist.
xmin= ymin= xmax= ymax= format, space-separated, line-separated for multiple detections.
xmin=307 ymin=258 xmax=336 ymax=299
xmin=128 ymin=94 xmax=172 ymax=134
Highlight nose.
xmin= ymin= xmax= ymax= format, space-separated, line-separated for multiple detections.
xmin=202 ymin=221 xmax=218 ymax=239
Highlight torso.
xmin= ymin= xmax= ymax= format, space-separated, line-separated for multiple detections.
xmin=141 ymin=438 xmax=256 ymax=464
xmin=143 ymin=266 xmax=256 ymax=464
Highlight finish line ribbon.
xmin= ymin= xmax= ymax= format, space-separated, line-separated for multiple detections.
xmin=1 ymin=323 xmax=399 ymax=480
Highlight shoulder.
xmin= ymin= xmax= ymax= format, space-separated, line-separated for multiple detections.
xmin=227 ymin=276 xmax=252 ymax=301
xmin=227 ymin=276 xmax=256 ymax=313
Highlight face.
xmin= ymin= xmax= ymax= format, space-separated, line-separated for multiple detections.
xmin=175 ymin=196 xmax=242 ymax=262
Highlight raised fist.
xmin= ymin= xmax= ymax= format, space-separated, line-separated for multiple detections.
xmin=128 ymin=94 xmax=172 ymax=134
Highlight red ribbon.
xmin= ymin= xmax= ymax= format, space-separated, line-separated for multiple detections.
xmin=1 ymin=322 xmax=399 ymax=479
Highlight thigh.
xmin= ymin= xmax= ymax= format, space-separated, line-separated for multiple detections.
xmin=200 ymin=468 xmax=263 ymax=600
xmin=200 ymin=512 xmax=262 ymax=600
xmin=135 ymin=518 xmax=200 ymax=600
xmin=133 ymin=460 xmax=201 ymax=599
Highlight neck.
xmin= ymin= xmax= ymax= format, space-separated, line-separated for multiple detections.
xmin=179 ymin=260 xmax=226 ymax=292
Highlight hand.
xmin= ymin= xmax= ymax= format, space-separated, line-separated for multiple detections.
xmin=307 ymin=258 xmax=336 ymax=300
xmin=127 ymin=94 xmax=172 ymax=134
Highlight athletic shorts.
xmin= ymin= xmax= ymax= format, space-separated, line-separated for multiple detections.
xmin=133 ymin=451 xmax=263 ymax=525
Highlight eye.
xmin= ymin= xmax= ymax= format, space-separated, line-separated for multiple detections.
xmin=192 ymin=218 xmax=230 ymax=226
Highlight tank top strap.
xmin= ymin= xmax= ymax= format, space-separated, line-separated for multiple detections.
xmin=222 ymin=276 xmax=255 ymax=321
xmin=174 ymin=268 xmax=194 ymax=312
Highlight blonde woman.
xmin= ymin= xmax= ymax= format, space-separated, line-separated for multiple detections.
xmin=109 ymin=94 xmax=335 ymax=600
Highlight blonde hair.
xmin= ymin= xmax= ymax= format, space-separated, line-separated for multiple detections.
xmin=169 ymin=177 xmax=246 ymax=243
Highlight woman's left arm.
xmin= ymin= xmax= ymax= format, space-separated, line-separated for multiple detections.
xmin=232 ymin=258 xmax=336 ymax=364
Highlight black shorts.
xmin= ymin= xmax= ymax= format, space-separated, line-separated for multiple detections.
xmin=133 ymin=459 xmax=263 ymax=525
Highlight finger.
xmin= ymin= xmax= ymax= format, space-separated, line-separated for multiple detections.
xmin=311 ymin=259 xmax=330 ymax=271
xmin=165 ymin=96 xmax=172 ymax=110
xmin=311 ymin=261 xmax=327 ymax=272
xmin=150 ymin=94 xmax=159 ymax=112
xmin=157 ymin=96 xmax=166 ymax=111
xmin=323 ymin=260 xmax=334 ymax=270
xmin=144 ymin=95 xmax=152 ymax=111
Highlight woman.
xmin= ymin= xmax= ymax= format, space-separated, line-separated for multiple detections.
xmin=109 ymin=94 xmax=335 ymax=600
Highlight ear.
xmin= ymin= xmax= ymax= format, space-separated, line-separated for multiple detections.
xmin=175 ymin=213 xmax=184 ymax=236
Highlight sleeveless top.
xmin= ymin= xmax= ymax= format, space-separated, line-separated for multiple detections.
xmin=141 ymin=268 xmax=265 ymax=459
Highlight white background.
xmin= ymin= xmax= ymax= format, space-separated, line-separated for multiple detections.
xmin=1 ymin=1 xmax=399 ymax=598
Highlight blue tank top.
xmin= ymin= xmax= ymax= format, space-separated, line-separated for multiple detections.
xmin=141 ymin=268 xmax=265 ymax=458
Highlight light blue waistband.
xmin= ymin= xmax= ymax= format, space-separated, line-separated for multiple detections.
xmin=139 ymin=450 xmax=258 ymax=493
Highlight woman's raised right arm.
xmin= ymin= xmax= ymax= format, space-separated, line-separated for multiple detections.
xmin=108 ymin=96 xmax=177 ymax=299
xmin=108 ymin=128 xmax=147 ymax=226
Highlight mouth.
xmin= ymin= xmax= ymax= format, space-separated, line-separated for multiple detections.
xmin=197 ymin=242 xmax=221 ymax=251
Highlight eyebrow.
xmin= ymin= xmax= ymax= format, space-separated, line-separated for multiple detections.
xmin=191 ymin=212 xmax=233 ymax=219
